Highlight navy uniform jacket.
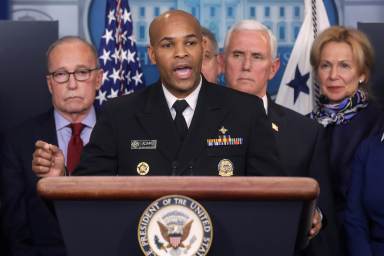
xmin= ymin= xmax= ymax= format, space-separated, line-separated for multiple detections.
xmin=268 ymin=99 xmax=342 ymax=256
xmin=75 ymin=79 xmax=282 ymax=176
xmin=0 ymin=110 xmax=66 ymax=256
xmin=345 ymin=134 xmax=384 ymax=256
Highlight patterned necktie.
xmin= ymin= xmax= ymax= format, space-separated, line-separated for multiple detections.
xmin=173 ymin=100 xmax=189 ymax=142
xmin=67 ymin=123 xmax=85 ymax=174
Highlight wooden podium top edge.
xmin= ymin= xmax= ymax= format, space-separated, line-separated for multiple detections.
xmin=37 ymin=176 xmax=319 ymax=201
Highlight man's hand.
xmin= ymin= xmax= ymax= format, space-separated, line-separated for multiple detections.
xmin=308 ymin=208 xmax=322 ymax=239
xmin=32 ymin=140 xmax=65 ymax=177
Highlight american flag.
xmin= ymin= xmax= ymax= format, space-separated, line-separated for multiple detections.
xmin=95 ymin=0 xmax=145 ymax=108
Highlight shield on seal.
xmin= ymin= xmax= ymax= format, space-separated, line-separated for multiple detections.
xmin=169 ymin=235 xmax=182 ymax=248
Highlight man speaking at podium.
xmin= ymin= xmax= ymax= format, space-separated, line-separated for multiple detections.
xmin=32 ymin=10 xmax=282 ymax=178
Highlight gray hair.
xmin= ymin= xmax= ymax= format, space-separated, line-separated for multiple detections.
xmin=224 ymin=20 xmax=277 ymax=59
xmin=46 ymin=36 xmax=99 ymax=71
xmin=201 ymin=26 xmax=219 ymax=53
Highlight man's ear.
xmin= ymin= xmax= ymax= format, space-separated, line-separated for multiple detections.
xmin=46 ymin=75 xmax=53 ymax=94
xmin=147 ymin=45 xmax=157 ymax=65
xmin=95 ymin=68 xmax=103 ymax=90
xmin=217 ymin=53 xmax=224 ymax=75
xmin=269 ymin=58 xmax=281 ymax=80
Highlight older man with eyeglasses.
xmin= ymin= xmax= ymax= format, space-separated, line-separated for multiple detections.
xmin=0 ymin=36 xmax=102 ymax=255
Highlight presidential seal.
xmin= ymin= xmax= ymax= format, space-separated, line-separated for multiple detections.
xmin=138 ymin=195 xmax=213 ymax=256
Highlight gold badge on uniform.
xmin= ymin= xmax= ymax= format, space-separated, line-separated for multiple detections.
xmin=137 ymin=162 xmax=149 ymax=175
xmin=272 ymin=122 xmax=279 ymax=132
xmin=218 ymin=159 xmax=234 ymax=176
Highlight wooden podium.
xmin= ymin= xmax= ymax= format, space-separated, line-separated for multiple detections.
xmin=38 ymin=176 xmax=318 ymax=256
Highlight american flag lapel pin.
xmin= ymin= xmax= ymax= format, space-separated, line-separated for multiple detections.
xmin=272 ymin=122 xmax=279 ymax=132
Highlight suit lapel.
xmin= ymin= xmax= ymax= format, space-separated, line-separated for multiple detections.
xmin=268 ymin=98 xmax=291 ymax=176
xmin=268 ymin=97 xmax=285 ymax=135
xmin=175 ymin=80 xmax=229 ymax=175
xmin=136 ymin=82 xmax=180 ymax=161
xmin=29 ymin=110 xmax=57 ymax=183
xmin=37 ymin=109 xmax=58 ymax=146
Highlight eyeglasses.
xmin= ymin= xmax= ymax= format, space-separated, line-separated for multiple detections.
xmin=49 ymin=67 xmax=99 ymax=84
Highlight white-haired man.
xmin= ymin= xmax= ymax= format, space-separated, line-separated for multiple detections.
xmin=223 ymin=20 xmax=343 ymax=256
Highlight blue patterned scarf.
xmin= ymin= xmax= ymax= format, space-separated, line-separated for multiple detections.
xmin=310 ymin=90 xmax=368 ymax=127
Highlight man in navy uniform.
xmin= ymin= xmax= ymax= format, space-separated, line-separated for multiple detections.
xmin=32 ymin=10 xmax=281 ymax=177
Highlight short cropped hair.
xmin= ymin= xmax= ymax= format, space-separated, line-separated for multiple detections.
xmin=46 ymin=36 xmax=99 ymax=71
xmin=310 ymin=26 xmax=374 ymax=86
xmin=201 ymin=26 xmax=219 ymax=53
xmin=224 ymin=20 xmax=277 ymax=59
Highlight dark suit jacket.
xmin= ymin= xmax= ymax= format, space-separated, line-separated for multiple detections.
xmin=345 ymin=134 xmax=384 ymax=256
xmin=325 ymin=103 xmax=384 ymax=217
xmin=0 ymin=110 xmax=66 ymax=256
xmin=268 ymin=99 xmax=342 ymax=256
xmin=75 ymin=79 xmax=282 ymax=176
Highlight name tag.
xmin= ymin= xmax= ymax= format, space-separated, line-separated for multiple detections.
xmin=131 ymin=140 xmax=157 ymax=150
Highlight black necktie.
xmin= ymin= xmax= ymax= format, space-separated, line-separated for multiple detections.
xmin=173 ymin=100 xmax=189 ymax=142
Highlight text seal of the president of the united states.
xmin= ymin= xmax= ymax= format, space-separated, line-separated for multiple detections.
xmin=138 ymin=195 xmax=213 ymax=256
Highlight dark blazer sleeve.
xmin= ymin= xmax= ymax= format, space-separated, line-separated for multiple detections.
xmin=305 ymin=127 xmax=343 ymax=256
xmin=1 ymin=112 xmax=64 ymax=256
xmin=308 ymin=126 xmax=332 ymax=226
xmin=267 ymin=101 xmax=342 ymax=255
xmin=344 ymin=140 xmax=373 ymax=256
xmin=0 ymin=134 xmax=38 ymax=256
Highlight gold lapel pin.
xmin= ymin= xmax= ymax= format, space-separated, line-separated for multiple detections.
xmin=272 ymin=122 xmax=279 ymax=132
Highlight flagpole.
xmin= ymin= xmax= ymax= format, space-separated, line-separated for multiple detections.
xmin=115 ymin=0 xmax=125 ymax=96
xmin=311 ymin=0 xmax=320 ymax=111
xmin=275 ymin=0 xmax=330 ymax=115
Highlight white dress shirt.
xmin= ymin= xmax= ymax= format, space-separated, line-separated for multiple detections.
xmin=54 ymin=107 xmax=96 ymax=164
xmin=162 ymin=76 xmax=202 ymax=128
xmin=261 ymin=94 xmax=268 ymax=114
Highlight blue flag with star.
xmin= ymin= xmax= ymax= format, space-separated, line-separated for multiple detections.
xmin=287 ymin=66 xmax=310 ymax=103
xmin=276 ymin=0 xmax=330 ymax=115
xmin=95 ymin=0 xmax=145 ymax=108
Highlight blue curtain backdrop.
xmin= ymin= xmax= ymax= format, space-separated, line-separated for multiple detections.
xmin=0 ymin=0 xmax=9 ymax=20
